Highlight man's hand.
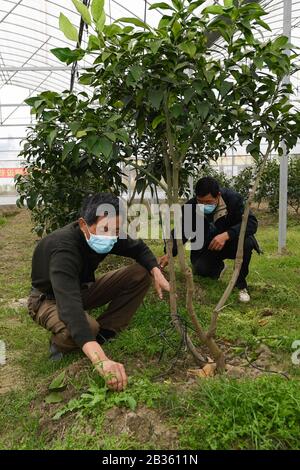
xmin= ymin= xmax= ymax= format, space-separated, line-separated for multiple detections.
xmin=158 ymin=254 xmax=169 ymax=270
xmin=95 ymin=359 xmax=127 ymax=392
xmin=151 ymin=266 xmax=170 ymax=299
xmin=208 ymin=232 xmax=230 ymax=251
xmin=82 ymin=341 xmax=127 ymax=392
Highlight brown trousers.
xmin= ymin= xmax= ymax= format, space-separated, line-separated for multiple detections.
xmin=28 ymin=263 xmax=152 ymax=353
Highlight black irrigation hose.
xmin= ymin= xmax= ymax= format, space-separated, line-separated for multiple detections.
xmin=148 ymin=309 xmax=291 ymax=381
xmin=147 ymin=309 xmax=209 ymax=367
xmin=151 ymin=319 xmax=188 ymax=380
xmin=243 ymin=346 xmax=290 ymax=380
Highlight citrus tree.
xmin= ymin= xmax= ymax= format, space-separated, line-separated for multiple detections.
xmin=16 ymin=90 xmax=128 ymax=235
xmin=22 ymin=0 xmax=300 ymax=370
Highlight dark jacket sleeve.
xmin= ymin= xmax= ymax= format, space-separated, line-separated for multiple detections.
xmin=227 ymin=193 xmax=258 ymax=241
xmin=111 ymin=235 xmax=159 ymax=272
xmin=49 ymin=244 xmax=95 ymax=348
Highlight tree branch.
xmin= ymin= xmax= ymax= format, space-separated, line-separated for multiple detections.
xmin=127 ymin=161 xmax=168 ymax=194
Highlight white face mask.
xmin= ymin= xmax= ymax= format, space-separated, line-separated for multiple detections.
xmin=203 ymin=204 xmax=217 ymax=215
xmin=84 ymin=222 xmax=118 ymax=254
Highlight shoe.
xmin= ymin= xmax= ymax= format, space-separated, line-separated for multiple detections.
xmin=238 ymin=288 xmax=250 ymax=303
xmin=49 ymin=342 xmax=64 ymax=361
xmin=218 ymin=264 xmax=227 ymax=280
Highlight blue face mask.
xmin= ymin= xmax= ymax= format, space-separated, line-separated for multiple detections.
xmin=85 ymin=225 xmax=118 ymax=254
xmin=203 ymin=204 xmax=217 ymax=215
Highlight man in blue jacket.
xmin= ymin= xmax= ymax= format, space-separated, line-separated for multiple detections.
xmin=159 ymin=176 xmax=260 ymax=303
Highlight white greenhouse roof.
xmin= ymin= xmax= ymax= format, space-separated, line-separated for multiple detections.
xmin=1 ymin=1 xmax=299 ymax=95
xmin=0 ymin=1 xmax=300 ymax=158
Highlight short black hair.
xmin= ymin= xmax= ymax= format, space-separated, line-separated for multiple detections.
xmin=195 ymin=177 xmax=220 ymax=198
xmin=80 ymin=192 xmax=122 ymax=226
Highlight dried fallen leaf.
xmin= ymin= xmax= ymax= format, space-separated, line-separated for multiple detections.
xmin=187 ymin=368 xmax=206 ymax=378
xmin=258 ymin=319 xmax=269 ymax=327
xmin=202 ymin=363 xmax=217 ymax=377
xmin=187 ymin=362 xmax=216 ymax=379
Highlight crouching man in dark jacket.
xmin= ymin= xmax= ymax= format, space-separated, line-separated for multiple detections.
xmin=28 ymin=193 xmax=169 ymax=391
xmin=159 ymin=177 xmax=260 ymax=303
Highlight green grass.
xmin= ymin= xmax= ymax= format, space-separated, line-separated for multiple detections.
xmin=0 ymin=216 xmax=7 ymax=227
xmin=0 ymin=208 xmax=300 ymax=449
xmin=178 ymin=376 xmax=300 ymax=450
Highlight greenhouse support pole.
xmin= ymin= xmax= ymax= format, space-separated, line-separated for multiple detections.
xmin=278 ymin=0 xmax=292 ymax=254
xmin=70 ymin=0 xmax=90 ymax=92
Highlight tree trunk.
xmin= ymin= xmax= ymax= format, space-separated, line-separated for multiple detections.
xmin=163 ymin=99 xmax=223 ymax=368
xmin=164 ymin=156 xmax=206 ymax=365
xmin=176 ymin=237 xmax=226 ymax=371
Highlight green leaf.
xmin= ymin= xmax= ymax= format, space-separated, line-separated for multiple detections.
xmin=76 ymin=130 xmax=88 ymax=138
xmin=113 ymin=100 xmax=124 ymax=108
xmin=26 ymin=195 xmax=37 ymax=211
xmin=123 ymin=26 xmax=134 ymax=33
xmin=170 ymin=103 xmax=184 ymax=118
xmin=246 ymin=143 xmax=259 ymax=155
xmin=104 ymin=24 xmax=122 ymax=37
xmin=220 ymin=80 xmax=233 ymax=97
xmin=59 ymin=13 xmax=78 ymax=42
xmin=96 ymin=9 xmax=106 ymax=32
xmin=126 ymin=396 xmax=137 ymax=411
xmin=149 ymin=2 xmax=175 ymax=10
xmin=47 ymin=129 xmax=57 ymax=149
xmin=152 ymin=115 xmax=165 ymax=129
xmin=91 ymin=0 xmax=104 ymax=22
xmin=116 ymin=17 xmax=151 ymax=31
xmin=184 ymin=88 xmax=194 ymax=104
xmin=103 ymin=132 xmax=117 ymax=142
xmin=158 ymin=15 xmax=172 ymax=29
xmin=116 ymin=129 xmax=129 ymax=143
xmin=72 ymin=0 xmax=92 ymax=25
xmin=272 ymin=36 xmax=289 ymax=50
xmin=88 ymin=35 xmax=100 ymax=51
xmin=101 ymin=51 xmax=111 ymax=61
xmin=49 ymin=371 xmax=66 ymax=391
xmin=149 ymin=40 xmax=162 ymax=54
xmin=25 ymin=98 xmax=44 ymax=108
xmin=130 ymin=65 xmax=143 ymax=82
xmin=52 ymin=408 xmax=67 ymax=421
xmin=172 ymin=20 xmax=181 ymax=39
xmin=256 ymin=19 xmax=271 ymax=31
xmin=198 ymin=101 xmax=210 ymax=120
xmin=149 ymin=89 xmax=164 ymax=110
xmin=172 ymin=0 xmax=183 ymax=10
xmin=62 ymin=142 xmax=75 ymax=161
xmin=69 ymin=121 xmax=81 ymax=135
xmin=51 ymin=47 xmax=85 ymax=65
xmin=178 ymin=42 xmax=197 ymax=58
xmin=79 ymin=72 xmax=93 ymax=83
xmin=86 ymin=135 xmax=98 ymax=152
xmin=188 ymin=1 xmax=206 ymax=13
xmin=224 ymin=0 xmax=233 ymax=7
xmin=93 ymin=137 xmax=113 ymax=158
xmin=204 ymin=69 xmax=215 ymax=84
xmin=253 ymin=57 xmax=264 ymax=69
xmin=202 ymin=5 xmax=224 ymax=15
xmin=45 ymin=392 xmax=64 ymax=404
